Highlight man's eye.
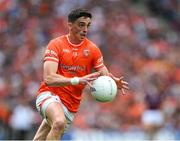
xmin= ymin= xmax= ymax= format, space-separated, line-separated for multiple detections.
xmin=79 ymin=24 xmax=84 ymax=27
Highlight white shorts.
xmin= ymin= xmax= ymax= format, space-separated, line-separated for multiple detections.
xmin=36 ymin=91 xmax=75 ymax=131
xmin=142 ymin=109 xmax=164 ymax=126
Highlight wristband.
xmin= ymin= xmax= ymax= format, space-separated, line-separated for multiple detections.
xmin=70 ymin=77 xmax=80 ymax=85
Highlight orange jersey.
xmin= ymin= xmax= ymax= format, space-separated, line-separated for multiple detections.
xmin=38 ymin=35 xmax=104 ymax=112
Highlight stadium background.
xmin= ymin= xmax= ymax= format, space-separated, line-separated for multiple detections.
xmin=0 ymin=0 xmax=179 ymax=140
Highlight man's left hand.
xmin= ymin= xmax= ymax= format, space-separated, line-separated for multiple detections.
xmin=108 ymin=73 xmax=129 ymax=95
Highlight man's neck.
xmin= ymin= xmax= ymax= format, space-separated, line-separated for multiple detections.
xmin=67 ymin=35 xmax=84 ymax=47
xmin=68 ymin=34 xmax=82 ymax=45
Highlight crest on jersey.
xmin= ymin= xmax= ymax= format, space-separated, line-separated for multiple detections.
xmin=83 ymin=49 xmax=90 ymax=57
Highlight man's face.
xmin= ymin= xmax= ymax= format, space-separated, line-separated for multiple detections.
xmin=69 ymin=16 xmax=91 ymax=42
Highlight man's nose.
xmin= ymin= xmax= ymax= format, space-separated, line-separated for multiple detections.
xmin=83 ymin=26 xmax=88 ymax=33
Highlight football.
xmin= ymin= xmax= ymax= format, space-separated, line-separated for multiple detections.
xmin=91 ymin=76 xmax=117 ymax=102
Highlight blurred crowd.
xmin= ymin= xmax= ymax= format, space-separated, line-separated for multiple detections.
xmin=0 ymin=0 xmax=179 ymax=140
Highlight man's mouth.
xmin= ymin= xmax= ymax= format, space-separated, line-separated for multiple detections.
xmin=80 ymin=33 xmax=86 ymax=37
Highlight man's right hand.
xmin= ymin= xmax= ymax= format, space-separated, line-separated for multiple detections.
xmin=79 ymin=72 xmax=100 ymax=86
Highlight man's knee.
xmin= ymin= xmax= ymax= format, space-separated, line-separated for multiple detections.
xmin=51 ymin=118 xmax=66 ymax=133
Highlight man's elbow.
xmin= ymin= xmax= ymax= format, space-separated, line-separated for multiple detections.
xmin=44 ymin=75 xmax=54 ymax=86
xmin=97 ymin=67 xmax=109 ymax=76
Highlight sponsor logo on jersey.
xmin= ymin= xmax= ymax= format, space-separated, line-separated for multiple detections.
xmin=97 ymin=57 xmax=103 ymax=63
xmin=45 ymin=49 xmax=58 ymax=57
xmin=60 ymin=64 xmax=86 ymax=72
xmin=62 ymin=49 xmax=70 ymax=53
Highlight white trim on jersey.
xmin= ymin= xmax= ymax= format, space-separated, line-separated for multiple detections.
xmin=44 ymin=56 xmax=59 ymax=62
xmin=66 ymin=35 xmax=85 ymax=47
xmin=94 ymin=63 xmax=104 ymax=69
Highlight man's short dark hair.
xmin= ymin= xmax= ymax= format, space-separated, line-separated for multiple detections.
xmin=68 ymin=8 xmax=92 ymax=23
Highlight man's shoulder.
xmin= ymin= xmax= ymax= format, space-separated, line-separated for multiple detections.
xmin=85 ymin=38 xmax=98 ymax=49
xmin=50 ymin=35 xmax=66 ymax=44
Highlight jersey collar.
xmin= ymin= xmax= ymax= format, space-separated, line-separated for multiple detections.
xmin=66 ymin=35 xmax=85 ymax=47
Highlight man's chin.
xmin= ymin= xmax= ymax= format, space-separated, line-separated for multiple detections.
xmin=80 ymin=36 xmax=85 ymax=40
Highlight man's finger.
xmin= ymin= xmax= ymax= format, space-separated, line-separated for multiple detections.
xmin=119 ymin=76 xmax=124 ymax=80
xmin=121 ymin=81 xmax=128 ymax=85
xmin=121 ymin=89 xmax=126 ymax=95
xmin=117 ymin=84 xmax=129 ymax=90
xmin=122 ymin=85 xmax=129 ymax=90
xmin=86 ymin=81 xmax=96 ymax=91
xmin=86 ymin=81 xmax=93 ymax=88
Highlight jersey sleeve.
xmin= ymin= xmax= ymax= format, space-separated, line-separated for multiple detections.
xmin=92 ymin=46 xmax=105 ymax=70
xmin=44 ymin=40 xmax=59 ymax=63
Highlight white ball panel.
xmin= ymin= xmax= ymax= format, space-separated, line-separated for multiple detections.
xmin=91 ymin=76 xmax=117 ymax=102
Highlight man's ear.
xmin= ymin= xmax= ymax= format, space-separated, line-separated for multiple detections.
xmin=68 ymin=22 xmax=72 ymax=30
